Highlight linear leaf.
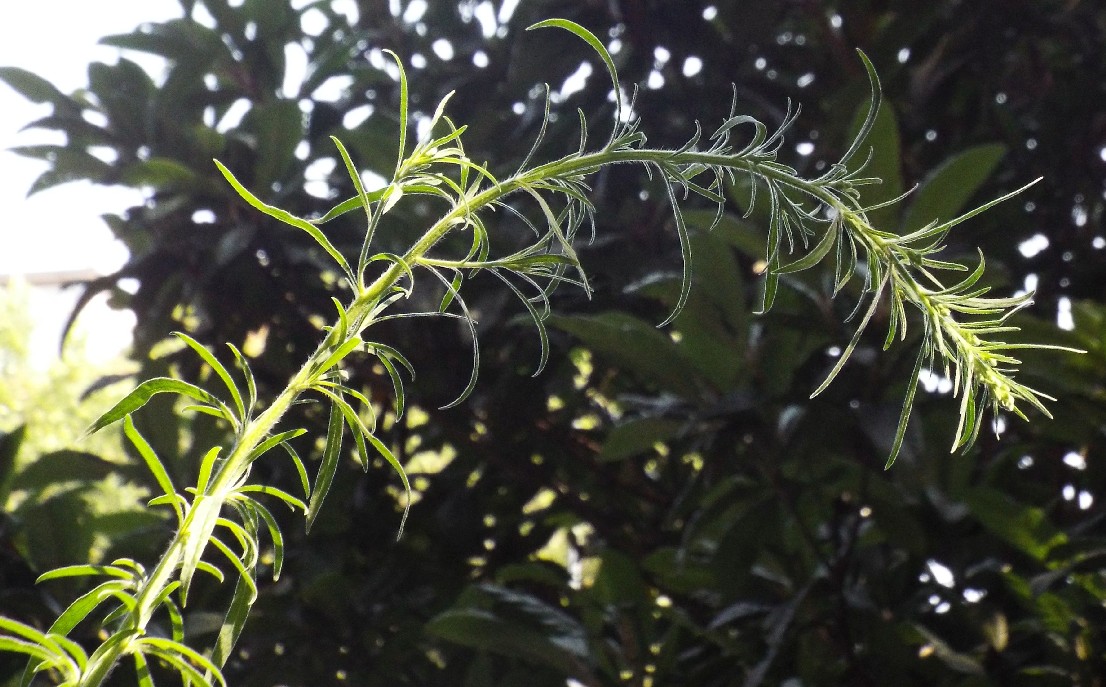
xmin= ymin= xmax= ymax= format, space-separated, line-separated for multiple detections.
xmin=811 ymin=272 xmax=890 ymax=398
xmin=209 ymin=572 xmax=256 ymax=673
xmin=86 ymin=378 xmax=224 ymax=435
xmin=174 ymin=332 xmax=244 ymax=422
xmin=245 ymin=429 xmax=307 ymax=465
xmin=306 ymin=400 xmax=345 ymax=533
xmin=527 ymin=19 xmax=622 ymax=143
xmin=776 ymin=216 xmax=839 ymax=274
xmin=363 ymin=431 xmax=411 ymax=538
xmin=214 ymin=159 xmax=355 ymax=285
xmin=123 ymin=415 xmax=183 ymax=523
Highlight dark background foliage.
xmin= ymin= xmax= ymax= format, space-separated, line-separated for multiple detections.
xmin=2 ymin=1 xmax=1105 ymax=685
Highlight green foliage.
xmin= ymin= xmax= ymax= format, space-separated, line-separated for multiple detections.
xmin=2 ymin=2 xmax=1103 ymax=686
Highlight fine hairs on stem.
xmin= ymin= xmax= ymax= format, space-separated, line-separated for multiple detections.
xmin=0 ymin=19 xmax=1077 ymax=687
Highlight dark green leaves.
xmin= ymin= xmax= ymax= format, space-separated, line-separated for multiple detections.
xmin=901 ymin=144 xmax=1007 ymax=233
xmin=428 ymin=584 xmax=594 ymax=681
xmin=0 ymin=66 xmax=71 ymax=105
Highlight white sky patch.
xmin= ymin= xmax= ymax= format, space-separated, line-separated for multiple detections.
xmin=926 ymin=560 xmax=955 ymax=588
xmin=312 ymin=75 xmax=353 ymax=102
xmin=301 ymin=8 xmax=328 ymax=35
xmin=920 ymin=369 xmax=953 ymax=394
xmin=303 ymin=157 xmax=336 ymax=198
xmin=282 ymin=42 xmax=309 ymax=98
xmin=682 ymin=56 xmax=703 ymax=77
xmin=1016 ymin=272 xmax=1038 ymax=297
xmin=432 ymin=38 xmax=455 ymax=61
xmin=0 ymin=1 xmax=182 ymax=362
xmin=217 ymin=98 xmax=252 ymax=133
xmin=1072 ymin=204 xmax=1088 ymax=227
xmin=402 ymin=0 xmax=427 ymax=23
xmin=1063 ymin=451 xmax=1087 ymax=470
xmin=559 ymin=61 xmax=593 ymax=99
xmin=498 ymin=0 xmax=520 ymax=24
xmin=1058 ymin=296 xmax=1074 ymax=330
xmin=473 ymin=1 xmax=497 ymax=38
xmin=962 ymin=588 xmax=986 ymax=603
xmin=343 ymin=104 xmax=373 ymax=130
xmin=1018 ymin=233 xmax=1049 ymax=258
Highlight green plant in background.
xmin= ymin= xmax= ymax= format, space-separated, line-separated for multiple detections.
xmin=0 ymin=19 xmax=1074 ymax=687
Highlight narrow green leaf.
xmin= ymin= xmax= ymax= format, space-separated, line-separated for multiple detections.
xmin=0 ymin=616 xmax=54 ymax=645
xmin=48 ymin=581 xmax=128 ymax=637
xmin=838 ymin=49 xmax=882 ymax=167
xmin=755 ymin=185 xmax=782 ymax=314
xmin=657 ymin=173 xmax=693 ymax=327
xmin=174 ymin=333 xmax=245 ymax=421
xmin=811 ymin=271 xmax=890 ymax=398
xmin=313 ymin=336 xmax=364 ymax=380
xmin=527 ymin=19 xmax=622 ymax=143
xmin=194 ymin=446 xmax=222 ymax=496
xmin=489 ymin=270 xmax=550 ymax=376
xmin=244 ymin=499 xmax=285 ymax=579
xmin=924 ymin=178 xmax=1041 ymax=239
xmin=152 ymin=585 xmax=184 ymax=643
xmin=778 ymin=214 xmax=841 ymax=275
xmin=214 ymin=159 xmax=355 ymax=286
xmin=245 ymin=429 xmax=307 ymax=465
xmin=319 ymin=389 xmax=372 ymax=470
xmin=86 ymin=378 xmax=223 ymax=435
xmin=137 ymin=637 xmax=226 ymax=687
xmin=208 ymin=538 xmax=259 ymax=605
xmin=0 ymin=637 xmax=55 ymax=667
xmin=37 ymin=565 xmax=132 ymax=583
xmin=227 ymin=343 xmax=257 ymax=415
xmin=280 ymin=442 xmax=312 ymax=498
xmin=134 ymin=652 xmax=155 ymax=687
xmin=209 ymin=572 xmax=256 ymax=673
xmin=886 ymin=351 xmax=926 ymax=468
xmin=237 ymin=485 xmax=307 ymax=512
xmin=123 ymin=415 xmax=183 ymax=523
xmin=384 ymin=49 xmax=409 ymax=173
xmin=43 ymin=634 xmax=87 ymax=673
xmin=363 ymin=432 xmax=411 ymax=538
xmin=194 ymin=561 xmax=225 ymax=584
xmin=367 ymin=340 xmax=415 ymax=415
xmin=424 ymin=267 xmax=481 ymax=409
xmin=306 ymin=400 xmax=345 ymax=533
xmin=179 ymin=495 xmax=224 ymax=605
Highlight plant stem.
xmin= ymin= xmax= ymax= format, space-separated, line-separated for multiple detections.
xmin=74 ymin=143 xmax=1023 ymax=685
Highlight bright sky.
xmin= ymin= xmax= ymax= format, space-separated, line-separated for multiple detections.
xmin=0 ymin=0 xmax=181 ymax=364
